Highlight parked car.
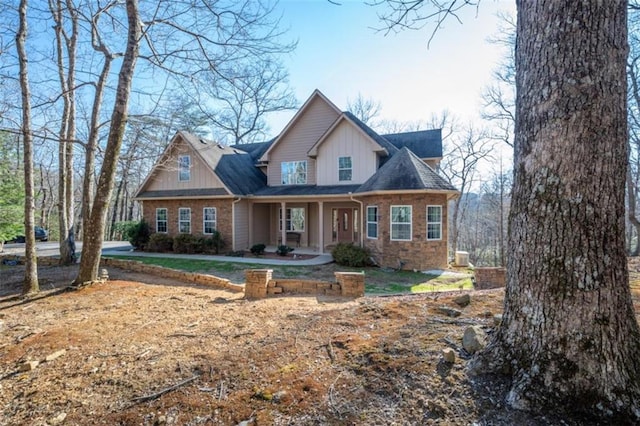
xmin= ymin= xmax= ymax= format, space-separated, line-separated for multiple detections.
xmin=13 ymin=226 xmax=48 ymax=243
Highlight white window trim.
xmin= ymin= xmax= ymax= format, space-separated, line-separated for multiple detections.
xmin=427 ymin=205 xmax=443 ymax=241
xmin=156 ymin=208 xmax=168 ymax=233
xmin=178 ymin=155 xmax=191 ymax=182
xmin=178 ymin=207 xmax=191 ymax=234
xmin=281 ymin=160 xmax=307 ymax=185
xmin=338 ymin=156 xmax=352 ymax=182
xmin=390 ymin=205 xmax=412 ymax=241
xmin=366 ymin=205 xmax=378 ymax=239
xmin=279 ymin=207 xmax=305 ymax=232
xmin=203 ymin=207 xmax=217 ymax=234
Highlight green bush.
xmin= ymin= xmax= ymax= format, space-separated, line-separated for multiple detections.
xmin=331 ymin=242 xmax=372 ymax=267
xmin=250 ymin=243 xmax=266 ymax=256
xmin=200 ymin=231 xmax=225 ymax=254
xmin=118 ymin=220 xmax=150 ymax=250
xmin=146 ymin=233 xmax=173 ymax=252
xmin=173 ymin=234 xmax=201 ymax=254
xmin=276 ymin=245 xmax=294 ymax=256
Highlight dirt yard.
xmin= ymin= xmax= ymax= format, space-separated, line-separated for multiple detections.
xmin=1 ymin=261 xmax=640 ymax=425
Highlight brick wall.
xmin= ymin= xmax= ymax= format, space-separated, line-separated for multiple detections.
xmin=359 ymin=193 xmax=449 ymax=271
xmin=245 ymin=269 xmax=364 ymax=299
xmin=474 ymin=267 xmax=506 ymax=290
xmin=141 ymin=199 xmax=233 ymax=243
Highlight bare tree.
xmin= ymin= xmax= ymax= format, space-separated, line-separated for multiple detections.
xmin=50 ymin=0 xmax=78 ymax=265
xmin=481 ymin=11 xmax=515 ymax=148
xmin=347 ymin=93 xmax=382 ymax=126
xmin=16 ymin=0 xmax=39 ymax=294
xmin=439 ymin=124 xmax=493 ymax=255
xmin=191 ymin=57 xmax=297 ymax=144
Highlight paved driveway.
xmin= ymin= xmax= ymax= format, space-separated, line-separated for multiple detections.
xmin=1 ymin=241 xmax=133 ymax=257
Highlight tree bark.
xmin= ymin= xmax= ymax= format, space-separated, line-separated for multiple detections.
xmin=472 ymin=0 xmax=640 ymax=420
xmin=16 ymin=0 xmax=39 ymax=295
xmin=74 ymin=0 xmax=140 ymax=284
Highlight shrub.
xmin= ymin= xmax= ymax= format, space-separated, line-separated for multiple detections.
xmin=201 ymin=231 xmax=225 ymax=254
xmin=276 ymin=245 xmax=294 ymax=256
xmin=119 ymin=220 xmax=150 ymax=250
xmin=331 ymin=242 xmax=372 ymax=267
xmin=250 ymin=243 xmax=266 ymax=256
xmin=173 ymin=234 xmax=201 ymax=254
xmin=146 ymin=233 xmax=173 ymax=252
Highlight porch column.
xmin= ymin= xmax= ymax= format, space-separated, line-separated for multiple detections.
xmin=318 ymin=201 xmax=324 ymax=254
xmin=248 ymin=200 xmax=253 ymax=247
xmin=280 ymin=201 xmax=286 ymax=247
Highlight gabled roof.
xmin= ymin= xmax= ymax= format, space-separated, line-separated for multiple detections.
xmin=178 ymin=133 xmax=266 ymax=195
xmin=307 ymin=111 xmax=399 ymax=158
xmin=383 ymin=129 xmax=443 ymax=159
xmin=357 ymin=147 xmax=457 ymax=193
xmin=342 ymin=112 xmax=399 ymax=157
xmin=258 ymin=89 xmax=342 ymax=162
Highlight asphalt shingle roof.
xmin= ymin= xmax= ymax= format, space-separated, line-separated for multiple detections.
xmin=382 ymin=129 xmax=443 ymax=158
xmin=181 ymin=132 xmax=267 ymax=195
xmin=254 ymin=184 xmax=361 ymax=197
xmin=136 ymin=188 xmax=229 ymax=198
xmin=231 ymin=138 xmax=275 ymax=162
xmin=342 ymin=112 xmax=399 ymax=156
xmin=356 ymin=147 xmax=456 ymax=193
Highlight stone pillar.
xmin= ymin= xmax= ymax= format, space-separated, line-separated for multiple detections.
xmin=335 ymin=271 xmax=365 ymax=298
xmin=474 ymin=267 xmax=506 ymax=290
xmin=245 ymin=269 xmax=273 ymax=299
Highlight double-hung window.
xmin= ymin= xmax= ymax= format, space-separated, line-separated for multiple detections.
xmin=279 ymin=207 xmax=305 ymax=231
xmin=338 ymin=156 xmax=352 ymax=182
xmin=156 ymin=208 xmax=168 ymax=233
xmin=390 ymin=205 xmax=412 ymax=241
xmin=281 ymin=161 xmax=307 ymax=185
xmin=178 ymin=208 xmax=191 ymax=233
xmin=427 ymin=205 xmax=442 ymax=240
xmin=366 ymin=206 xmax=378 ymax=239
xmin=178 ymin=155 xmax=191 ymax=181
xmin=203 ymin=207 xmax=217 ymax=234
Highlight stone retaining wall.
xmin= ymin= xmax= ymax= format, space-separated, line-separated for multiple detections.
xmin=474 ymin=267 xmax=506 ymax=290
xmin=2 ymin=255 xmax=364 ymax=299
xmin=100 ymin=258 xmax=244 ymax=292
xmin=245 ymin=269 xmax=364 ymax=299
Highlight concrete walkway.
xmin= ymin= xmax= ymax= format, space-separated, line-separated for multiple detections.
xmin=102 ymin=246 xmax=335 ymax=266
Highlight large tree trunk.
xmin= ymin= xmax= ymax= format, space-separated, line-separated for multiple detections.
xmin=472 ymin=0 xmax=640 ymax=420
xmin=16 ymin=0 xmax=38 ymax=295
xmin=74 ymin=0 xmax=140 ymax=284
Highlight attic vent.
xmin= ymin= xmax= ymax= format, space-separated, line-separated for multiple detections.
xmin=199 ymin=138 xmax=207 ymax=144
xmin=217 ymin=144 xmax=224 ymax=149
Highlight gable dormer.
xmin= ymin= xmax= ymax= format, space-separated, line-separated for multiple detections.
xmin=260 ymin=90 xmax=341 ymax=186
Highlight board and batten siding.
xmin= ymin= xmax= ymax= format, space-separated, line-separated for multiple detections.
xmin=146 ymin=140 xmax=225 ymax=191
xmin=233 ymin=199 xmax=250 ymax=250
xmin=315 ymin=120 xmax=379 ymax=185
xmin=267 ymin=96 xmax=340 ymax=186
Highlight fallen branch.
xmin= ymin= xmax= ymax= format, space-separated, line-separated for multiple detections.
xmin=167 ymin=333 xmax=198 ymax=338
xmin=131 ymin=375 xmax=199 ymax=404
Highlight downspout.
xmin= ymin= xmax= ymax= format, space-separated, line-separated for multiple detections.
xmin=232 ymin=197 xmax=242 ymax=251
xmin=349 ymin=192 xmax=364 ymax=247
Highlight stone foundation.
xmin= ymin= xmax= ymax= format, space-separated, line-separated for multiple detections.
xmin=474 ymin=267 xmax=506 ymax=290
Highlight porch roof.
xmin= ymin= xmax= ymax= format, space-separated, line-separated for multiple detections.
xmin=136 ymin=188 xmax=230 ymax=199
xmin=253 ymin=184 xmax=361 ymax=197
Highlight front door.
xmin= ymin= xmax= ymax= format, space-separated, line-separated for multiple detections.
xmin=337 ymin=208 xmax=353 ymax=243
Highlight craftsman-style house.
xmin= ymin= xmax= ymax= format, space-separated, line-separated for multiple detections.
xmin=135 ymin=90 xmax=458 ymax=270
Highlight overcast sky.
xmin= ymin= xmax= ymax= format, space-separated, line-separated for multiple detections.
xmin=267 ymin=0 xmax=516 ymax=133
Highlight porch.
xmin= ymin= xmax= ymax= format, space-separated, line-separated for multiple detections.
xmin=245 ymin=199 xmax=363 ymax=254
